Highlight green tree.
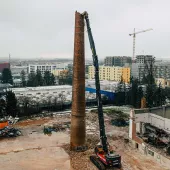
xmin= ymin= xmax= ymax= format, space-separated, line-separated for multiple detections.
xmin=50 ymin=73 xmax=55 ymax=85
xmin=165 ymin=87 xmax=170 ymax=101
xmin=130 ymin=78 xmax=139 ymax=107
xmin=6 ymin=91 xmax=17 ymax=117
xmin=27 ymin=72 xmax=37 ymax=87
xmin=36 ymin=70 xmax=43 ymax=86
xmin=20 ymin=70 xmax=26 ymax=87
xmin=44 ymin=71 xmax=51 ymax=85
xmin=0 ymin=98 xmax=6 ymax=117
xmin=43 ymin=71 xmax=55 ymax=86
xmin=58 ymin=71 xmax=72 ymax=85
xmin=154 ymin=83 xmax=166 ymax=106
xmin=136 ymin=86 xmax=143 ymax=108
xmin=2 ymin=68 xmax=13 ymax=84
xmin=145 ymin=84 xmax=155 ymax=108
xmin=22 ymin=96 xmax=31 ymax=116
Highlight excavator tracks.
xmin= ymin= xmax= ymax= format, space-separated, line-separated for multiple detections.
xmin=90 ymin=155 xmax=106 ymax=170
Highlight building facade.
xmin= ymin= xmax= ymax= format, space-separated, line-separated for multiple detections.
xmin=131 ymin=55 xmax=155 ymax=81
xmin=136 ymin=55 xmax=153 ymax=64
xmin=11 ymin=66 xmax=28 ymax=75
xmin=104 ymin=56 xmax=132 ymax=67
xmin=122 ymin=67 xmax=131 ymax=83
xmin=51 ymin=69 xmax=69 ymax=77
xmin=28 ymin=64 xmax=68 ymax=74
xmin=154 ymin=63 xmax=170 ymax=79
xmin=88 ymin=66 xmax=130 ymax=83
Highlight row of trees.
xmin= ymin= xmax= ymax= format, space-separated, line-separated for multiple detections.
xmin=25 ymin=70 xmax=55 ymax=87
xmin=116 ymin=62 xmax=168 ymax=109
xmin=115 ymin=77 xmax=166 ymax=108
xmin=0 ymin=68 xmax=56 ymax=87
xmin=0 ymin=90 xmax=68 ymax=117
xmin=0 ymin=67 xmax=73 ymax=87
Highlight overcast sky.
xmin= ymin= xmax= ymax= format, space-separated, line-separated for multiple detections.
xmin=0 ymin=0 xmax=170 ymax=60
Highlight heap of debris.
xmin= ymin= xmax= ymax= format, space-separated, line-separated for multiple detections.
xmin=0 ymin=116 xmax=21 ymax=138
xmin=63 ymin=134 xmax=99 ymax=170
xmin=43 ymin=121 xmax=70 ymax=134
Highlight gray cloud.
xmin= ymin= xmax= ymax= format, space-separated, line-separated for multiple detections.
xmin=0 ymin=0 xmax=170 ymax=60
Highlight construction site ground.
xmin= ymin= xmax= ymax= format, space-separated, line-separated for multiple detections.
xmin=0 ymin=109 xmax=169 ymax=170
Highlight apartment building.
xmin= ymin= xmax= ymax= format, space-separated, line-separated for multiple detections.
xmin=136 ymin=55 xmax=153 ymax=64
xmin=122 ymin=67 xmax=131 ymax=83
xmin=154 ymin=62 xmax=170 ymax=79
xmin=88 ymin=66 xmax=130 ymax=83
xmin=51 ymin=69 xmax=69 ymax=77
xmin=131 ymin=55 xmax=155 ymax=81
xmin=28 ymin=63 xmax=68 ymax=74
xmin=11 ymin=66 xmax=28 ymax=75
xmin=104 ymin=56 xmax=132 ymax=67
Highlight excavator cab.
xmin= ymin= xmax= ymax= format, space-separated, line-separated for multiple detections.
xmin=105 ymin=153 xmax=121 ymax=168
xmin=94 ymin=145 xmax=121 ymax=169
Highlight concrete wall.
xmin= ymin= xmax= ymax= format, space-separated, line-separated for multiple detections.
xmin=134 ymin=105 xmax=170 ymax=119
xmin=131 ymin=141 xmax=170 ymax=168
xmin=130 ymin=107 xmax=170 ymax=168
xmin=135 ymin=113 xmax=170 ymax=133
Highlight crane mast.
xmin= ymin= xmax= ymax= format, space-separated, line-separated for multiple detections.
xmin=83 ymin=11 xmax=108 ymax=153
xmin=129 ymin=28 xmax=153 ymax=62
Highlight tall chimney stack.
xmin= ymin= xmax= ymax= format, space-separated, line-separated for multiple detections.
xmin=70 ymin=11 xmax=85 ymax=150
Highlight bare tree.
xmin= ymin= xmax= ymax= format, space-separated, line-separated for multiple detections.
xmin=58 ymin=92 xmax=66 ymax=110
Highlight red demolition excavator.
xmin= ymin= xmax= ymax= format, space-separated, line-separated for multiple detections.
xmin=82 ymin=11 xmax=121 ymax=170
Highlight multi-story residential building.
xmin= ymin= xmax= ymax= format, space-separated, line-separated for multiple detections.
xmin=122 ymin=67 xmax=131 ymax=83
xmin=104 ymin=56 xmax=132 ymax=67
xmin=154 ymin=62 xmax=170 ymax=79
xmin=104 ymin=57 xmax=114 ymax=66
xmin=11 ymin=66 xmax=28 ymax=75
xmin=131 ymin=55 xmax=155 ymax=81
xmin=88 ymin=66 xmax=130 ymax=83
xmin=52 ymin=69 xmax=69 ymax=77
xmin=136 ymin=55 xmax=153 ymax=64
xmin=28 ymin=64 xmax=68 ymax=74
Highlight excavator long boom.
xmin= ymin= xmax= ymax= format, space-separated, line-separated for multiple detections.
xmin=82 ymin=11 xmax=108 ymax=153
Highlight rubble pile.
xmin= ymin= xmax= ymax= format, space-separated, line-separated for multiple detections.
xmin=62 ymin=134 xmax=99 ymax=170
xmin=0 ymin=126 xmax=21 ymax=138
xmin=86 ymin=134 xmax=100 ymax=149
xmin=0 ymin=116 xmax=21 ymax=138
xmin=86 ymin=111 xmax=98 ymax=123
xmin=44 ymin=121 xmax=70 ymax=134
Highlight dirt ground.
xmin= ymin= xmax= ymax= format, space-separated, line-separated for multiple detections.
xmin=0 ymin=111 xmax=169 ymax=170
xmin=0 ymin=115 xmax=71 ymax=170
